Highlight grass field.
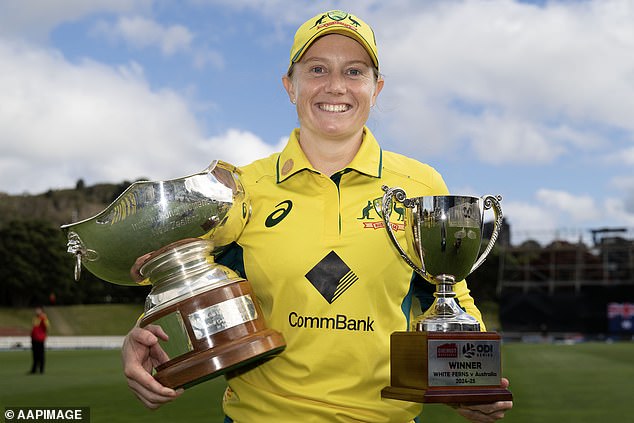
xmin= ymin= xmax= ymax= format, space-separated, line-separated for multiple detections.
xmin=0 ymin=305 xmax=144 ymax=336
xmin=1 ymin=342 xmax=633 ymax=422
xmin=0 ymin=349 xmax=226 ymax=422
xmin=0 ymin=301 xmax=500 ymax=336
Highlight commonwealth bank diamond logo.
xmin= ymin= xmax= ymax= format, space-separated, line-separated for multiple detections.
xmin=305 ymin=251 xmax=359 ymax=303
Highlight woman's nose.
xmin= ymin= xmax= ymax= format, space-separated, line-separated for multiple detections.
xmin=325 ymin=73 xmax=346 ymax=94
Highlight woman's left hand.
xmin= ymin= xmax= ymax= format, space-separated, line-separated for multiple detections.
xmin=453 ymin=378 xmax=513 ymax=422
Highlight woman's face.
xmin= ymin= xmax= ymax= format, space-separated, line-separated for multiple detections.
xmin=283 ymin=34 xmax=383 ymax=141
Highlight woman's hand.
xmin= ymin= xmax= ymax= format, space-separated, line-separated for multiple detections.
xmin=121 ymin=325 xmax=183 ymax=409
xmin=453 ymin=378 xmax=513 ymax=422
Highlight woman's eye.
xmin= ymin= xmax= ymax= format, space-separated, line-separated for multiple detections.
xmin=310 ymin=66 xmax=325 ymax=74
xmin=347 ymin=69 xmax=361 ymax=76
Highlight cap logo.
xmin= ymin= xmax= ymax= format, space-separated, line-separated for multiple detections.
xmin=311 ymin=11 xmax=362 ymax=34
xmin=327 ymin=10 xmax=348 ymax=22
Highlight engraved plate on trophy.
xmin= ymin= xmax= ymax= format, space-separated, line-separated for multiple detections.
xmin=188 ymin=295 xmax=258 ymax=340
xmin=378 ymin=188 xmax=512 ymax=404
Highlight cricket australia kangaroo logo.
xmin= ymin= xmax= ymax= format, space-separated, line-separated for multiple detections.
xmin=357 ymin=197 xmax=404 ymax=231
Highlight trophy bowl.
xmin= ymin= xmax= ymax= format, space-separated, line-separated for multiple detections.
xmin=61 ymin=161 xmax=285 ymax=389
xmin=379 ymin=187 xmax=512 ymax=404
xmin=382 ymin=191 xmax=503 ymax=332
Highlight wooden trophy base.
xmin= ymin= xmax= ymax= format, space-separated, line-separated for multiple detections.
xmin=154 ymin=329 xmax=285 ymax=389
xmin=140 ymin=279 xmax=286 ymax=389
xmin=382 ymin=331 xmax=512 ymax=404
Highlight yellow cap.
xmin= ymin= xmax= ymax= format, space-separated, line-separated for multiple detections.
xmin=289 ymin=10 xmax=379 ymax=72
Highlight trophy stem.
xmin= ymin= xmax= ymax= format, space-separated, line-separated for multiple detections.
xmin=415 ymin=274 xmax=480 ymax=332
xmin=434 ymin=275 xmax=456 ymax=299
xmin=139 ymin=239 xmax=238 ymax=314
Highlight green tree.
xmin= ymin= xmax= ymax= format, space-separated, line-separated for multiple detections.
xmin=0 ymin=219 xmax=149 ymax=306
xmin=0 ymin=220 xmax=75 ymax=306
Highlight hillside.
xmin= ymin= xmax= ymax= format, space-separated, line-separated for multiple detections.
xmin=0 ymin=181 xmax=134 ymax=228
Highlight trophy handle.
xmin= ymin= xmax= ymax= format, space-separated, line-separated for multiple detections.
xmin=381 ymin=186 xmax=426 ymax=278
xmin=470 ymin=195 xmax=503 ymax=274
xmin=66 ymin=231 xmax=84 ymax=281
xmin=74 ymin=255 xmax=82 ymax=281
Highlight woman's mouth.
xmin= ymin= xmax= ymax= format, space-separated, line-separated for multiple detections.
xmin=318 ymin=103 xmax=350 ymax=113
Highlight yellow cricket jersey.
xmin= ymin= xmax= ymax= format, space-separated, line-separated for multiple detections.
xmin=220 ymin=127 xmax=484 ymax=422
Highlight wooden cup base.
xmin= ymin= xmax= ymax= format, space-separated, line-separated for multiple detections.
xmin=140 ymin=278 xmax=286 ymax=390
xmin=383 ymin=331 xmax=512 ymax=404
xmin=154 ymin=329 xmax=285 ymax=389
xmin=382 ymin=385 xmax=512 ymax=404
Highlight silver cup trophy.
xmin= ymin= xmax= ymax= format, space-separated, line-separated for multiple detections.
xmin=61 ymin=161 xmax=285 ymax=389
xmin=379 ymin=187 xmax=512 ymax=404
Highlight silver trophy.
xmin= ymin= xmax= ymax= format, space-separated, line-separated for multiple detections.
xmin=381 ymin=188 xmax=503 ymax=332
xmin=61 ymin=161 xmax=285 ymax=389
xmin=379 ymin=187 xmax=512 ymax=403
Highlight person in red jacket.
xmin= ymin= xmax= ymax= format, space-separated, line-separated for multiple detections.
xmin=29 ymin=306 xmax=49 ymax=374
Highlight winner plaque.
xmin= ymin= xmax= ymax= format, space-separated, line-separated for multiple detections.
xmin=61 ymin=161 xmax=285 ymax=389
xmin=379 ymin=188 xmax=512 ymax=404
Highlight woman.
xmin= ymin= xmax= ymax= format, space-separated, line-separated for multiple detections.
xmin=122 ymin=10 xmax=513 ymax=422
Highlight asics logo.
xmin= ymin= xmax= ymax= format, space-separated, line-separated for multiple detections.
xmin=265 ymin=200 xmax=293 ymax=227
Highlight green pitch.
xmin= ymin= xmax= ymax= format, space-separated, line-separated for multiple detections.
xmin=1 ymin=342 xmax=633 ymax=422
xmin=0 ymin=349 xmax=225 ymax=422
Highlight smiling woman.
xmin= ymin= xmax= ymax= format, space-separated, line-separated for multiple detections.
xmin=119 ymin=9 xmax=513 ymax=423
xmin=282 ymin=34 xmax=384 ymax=176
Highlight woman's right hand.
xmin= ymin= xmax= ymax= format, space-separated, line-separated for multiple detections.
xmin=121 ymin=325 xmax=183 ymax=408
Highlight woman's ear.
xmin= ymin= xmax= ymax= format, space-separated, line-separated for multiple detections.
xmin=282 ymin=75 xmax=296 ymax=104
xmin=372 ymin=76 xmax=384 ymax=107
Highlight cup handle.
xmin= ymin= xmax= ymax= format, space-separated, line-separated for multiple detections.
xmin=470 ymin=195 xmax=503 ymax=274
xmin=381 ymin=186 xmax=426 ymax=278
xmin=66 ymin=231 xmax=84 ymax=281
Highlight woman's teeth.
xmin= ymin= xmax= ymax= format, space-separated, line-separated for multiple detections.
xmin=319 ymin=104 xmax=349 ymax=112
